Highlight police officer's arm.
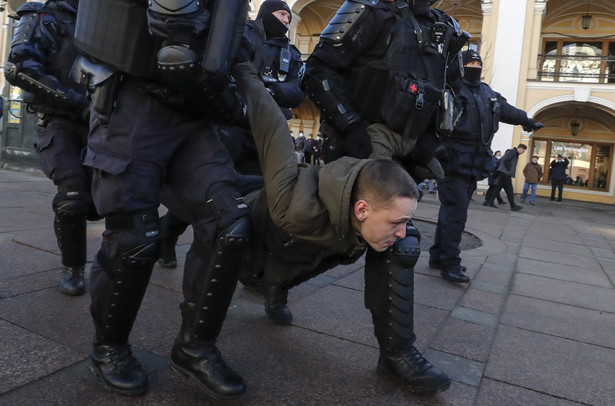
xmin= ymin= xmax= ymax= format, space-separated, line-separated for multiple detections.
xmin=303 ymin=6 xmax=391 ymax=134
xmin=497 ymin=92 xmax=542 ymax=131
xmin=266 ymin=48 xmax=305 ymax=108
xmin=4 ymin=4 xmax=86 ymax=110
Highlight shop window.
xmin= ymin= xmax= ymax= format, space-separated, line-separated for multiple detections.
xmin=531 ymin=138 xmax=611 ymax=192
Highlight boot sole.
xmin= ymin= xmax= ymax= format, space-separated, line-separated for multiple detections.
xmin=377 ymin=364 xmax=451 ymax=395
xmin=89 ymin=366 xmax=148 ymax=397
xmin=169 ymin=359 xmax=245 ymax=400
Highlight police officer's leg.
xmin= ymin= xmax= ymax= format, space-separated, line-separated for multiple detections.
xmin=89 ymin=209 xmax=160 ymax=396
xmin=35 ymin=118 xmax=92 ymax=295
xmin=53 ymin=175 xmax=91 ymax=295
xmin=165 ymin=128 xmax=250 ymax=399
xmin=158 ymin=211 xmax=189 ymax=268
xmin=365 ymin=223 xmax=451 ymax=394
xmin=430 ymin=176 xmax=470 ymax=283
xmin=169 ymin=182 xmax=250 ymax=399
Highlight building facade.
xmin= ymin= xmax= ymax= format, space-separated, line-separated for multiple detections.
xmin=2 ymin=0 xmax=614 ymax=204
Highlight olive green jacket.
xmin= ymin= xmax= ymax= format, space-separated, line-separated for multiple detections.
xmin=235 ymin=63 xmax=368 ymax=288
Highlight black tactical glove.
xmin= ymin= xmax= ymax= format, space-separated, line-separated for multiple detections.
xmin=523 ymin=120 xmax=543 ymax=133
xmin=343 ymin=121 xmax=372 ymax=159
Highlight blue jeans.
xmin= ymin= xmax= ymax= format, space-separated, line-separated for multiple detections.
xmin=522 ymin=182 xmax=537 ymax=203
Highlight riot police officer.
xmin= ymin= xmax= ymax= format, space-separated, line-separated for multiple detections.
xmin=157 ymin=0 xmax=304 ymax=269
xmin=303 ymin=0 xmax=469 ymax=180
xmin=297 ymin=0 xmax=468 ymax=393
xmin=71 ymin=0 xmax=251 ymax=398
xmin=4 ymin=0 xmax=97 ymax=296
xmin=430 ymin=50 xmax=542 ymax=284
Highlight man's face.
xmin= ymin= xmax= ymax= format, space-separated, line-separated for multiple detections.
xmin=532 ymin=157 xmax=538 ymax=163
xmin=355 ymin=197 xmax=417 ymax=252
xmin=518 ymin=147 xmax=527 ymax=155
xmin=273 ymin=10 xmax=291 ymax=27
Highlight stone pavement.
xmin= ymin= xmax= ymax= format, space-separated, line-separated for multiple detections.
xmin=1 ymin=167 xmax=614 ymax=406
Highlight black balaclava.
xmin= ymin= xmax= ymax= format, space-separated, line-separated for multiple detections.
xmin=462 ymin=50 xmax=483 ymax=86
xmin=408 ymin=0 xmax=437 ymax=17
xmin=257 ymin=0 xmax=292 ymax=39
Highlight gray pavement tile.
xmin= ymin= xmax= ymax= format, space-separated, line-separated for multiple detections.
xmin=219 ymin=323 xmax=465 ymax=406
xmin=0 ymin=287 xmax=94 ymax=354
xmin=475 ymin=378 xmax=585 ymax=406
xmin=0 ymin=350 xmax=170 ymax=406
xmin=516 ymin=257 xmax=612 ymax=287
xmin=423 ymin=349 xmax=485 ymax=387
xmin=0 ymin=239 xmax=63 ymax=280
xmin=485 ymin=251 xmax=518 ymax=268
xmin=473 ymin=268 xmax=514 ymax=288
xmin=501 ymin=295 xmax=615 ymax=349
xmin=512 ymin=273 xmax=615 ymax=313
xmin=485 ymin=325 xmax=615 ymax=406
xmin=0 ymin=319 xmax=84 ymax=394
xmin=591 ymin=246 xmax=615 ymax=260
xmin=322 ymin=256 xmax=365 ymax=279
xmin=582 ymin=237 xmax=614 ymax=250
xmin=323 ymin=265 xmax=364 ymax=291
xmin=0 ymin=268 xmax=60 ymax=298
xmin=458 ymin=286 xmax=507 ymax=313
xmin=450 ymin=306 xmax=498 ymax=328
xmin=414 ymin=273 xmax=467 ymax=311
xmin=431 ymin=318 xmax=496 ymax=362
xmin=522 ymin=236 xmax=593 ymax=256
xmin=519 ymin=246 xmax=601 ymax=270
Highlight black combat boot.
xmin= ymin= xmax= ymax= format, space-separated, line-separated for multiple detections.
xmin=89 ymin=221 xmax=159 ymax=396
xmin=170 ymin=302 xmax=246 ymax=399
xmin=59 ymin=265 xmax=86 ymax=296
xmin=264 ymin=285 xmax=293 ymax=325
xmin=91 ymin=343 xmax=148 ymax=396
xmin=365 ymin=230 xmax=451 ymax=395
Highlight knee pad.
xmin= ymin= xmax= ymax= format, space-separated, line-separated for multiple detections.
xmin=52 ymin=176 xmax=90 ymax=216
xmin=102 ymin=209 xmax=162 ymax=272
xmin=391 ymin=223 xmax=421 ymax=269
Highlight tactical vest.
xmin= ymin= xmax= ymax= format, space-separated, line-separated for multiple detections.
xmin=349 ymin=2 xmax=460 ymax=138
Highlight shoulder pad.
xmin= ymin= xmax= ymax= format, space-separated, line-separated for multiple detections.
xmin=320 ymin=0 xmax=378 ymax=42
xmin=433 ymin=9 xmax=462 ymax=35
xmin=16 ymin=2 xmax=45 ymax=17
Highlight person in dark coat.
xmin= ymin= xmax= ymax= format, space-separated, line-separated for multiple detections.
xmin=484 ymin=144 xmax=528 ymax=210
xmin=483 ymin=150 xmax=507 ymax=206
xmin=430 ymin=50 xmax=540 ymax=284
xmin=550 ymin=154 xmax=570 ymax=201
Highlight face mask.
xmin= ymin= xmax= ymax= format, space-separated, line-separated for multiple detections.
xmin=262 ymin=12 xmax=289 ymax=38
xmin=464 ymin=67 xmax=482 ymax=84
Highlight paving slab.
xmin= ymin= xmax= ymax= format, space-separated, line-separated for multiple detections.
xmin=501 ymin=295 xmax=615 ymax=349
xmin=475 ymin=378 xmax=586 ymax=406
xmin=516 ymin=257 xmax=612 ymax=287
xmin=485 ymin=325 xmax=615 ymax=406
xmin=512 ymin=273 xmax=615 ymax=313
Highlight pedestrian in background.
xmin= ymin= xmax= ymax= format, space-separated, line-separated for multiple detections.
xmin=550 ymin=154 xmax=570 ymax=201
xmin=521 ymin=155 xmax=543 ymax=205
xmin=484 ymin=144 xmax=529 ymax=211
xmin=483 ymin=150 xmax=507 ymax=206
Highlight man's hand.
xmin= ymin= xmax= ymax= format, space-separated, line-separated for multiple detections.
xmin=343 ymin=122 xmax=372 ymax=159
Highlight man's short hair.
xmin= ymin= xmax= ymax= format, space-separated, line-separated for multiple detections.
xmin=351 ymin=159 xmax=418 ymax=209
xmin=518 ymin=143 xmax=528 ymax=150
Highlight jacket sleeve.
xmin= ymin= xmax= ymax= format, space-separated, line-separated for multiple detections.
xmin=523 ymin=163 xmax=530 ymax=178
xmin=233 ymin=62 xmax=303 ymax=226
xmin=303 ymin=7 xmax=390 ymax=133
xmin=496 ymin=91 xmax=533 ymax=127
